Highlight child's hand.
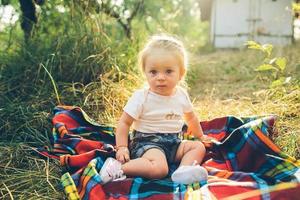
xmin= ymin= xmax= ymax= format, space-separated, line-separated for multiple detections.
xmin=200 ymin=135 xmax=220 ymax=147
xmin=116 ymin=146 xmax=130 ymax=164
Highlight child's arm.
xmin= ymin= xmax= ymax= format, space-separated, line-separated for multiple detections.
xmin=184 ymin=111 xmax=218 ymax=145
xmin=184 ymin=111 xmax=204 ymax=139
xmin=115 ymin=112 xmax=134 ymax=163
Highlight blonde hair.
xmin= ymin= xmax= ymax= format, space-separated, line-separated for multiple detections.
xmin=138 ymin=34 xmax=188 ymax=78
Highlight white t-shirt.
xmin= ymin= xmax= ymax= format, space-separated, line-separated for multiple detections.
xmin=124 ymin=87 xmax=193 ymax=133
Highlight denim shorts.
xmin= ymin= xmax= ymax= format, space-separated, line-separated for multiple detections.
xmin=129 ymin=130 xmax=181 ymax=163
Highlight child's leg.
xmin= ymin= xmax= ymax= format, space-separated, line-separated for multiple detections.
xmin=171 ymin=140 xmax=207 ymax=184
xmin=174 ymin=140 xmax=206 ymax=165
xmin=122 ymin=148 xmax=169 ymax=179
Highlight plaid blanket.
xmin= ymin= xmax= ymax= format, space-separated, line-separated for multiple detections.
xmin=38 ymin=106 xmax=300 ymax=200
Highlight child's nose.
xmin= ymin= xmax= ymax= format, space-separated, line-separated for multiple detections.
xmin=157 ymin=73 xmax=166 ymax=80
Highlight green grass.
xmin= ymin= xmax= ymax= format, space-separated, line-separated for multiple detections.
xmin=0 ymin=30 xmax=299 ymax=198
xmin=0 ymin=143 xmax=62 ymax=199
xmin=1 ymin=2 xmax=299 ymax=197
xmin=188 ymin=43 xmax=300 ymax=158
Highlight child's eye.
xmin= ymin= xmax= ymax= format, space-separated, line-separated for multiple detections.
xmin=166 ymin=69 xmax=173 ymax=74
xmin=149 ymin=70 xmax=157 ymax=75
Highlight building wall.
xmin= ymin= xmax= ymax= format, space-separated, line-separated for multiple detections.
xmin=211 ymin=0 xmax=293 ymax=48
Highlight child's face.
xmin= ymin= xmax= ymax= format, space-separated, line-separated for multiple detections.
xmin=144 ymin=48 xmax=182 ymax=96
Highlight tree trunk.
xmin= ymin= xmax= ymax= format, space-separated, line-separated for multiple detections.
xmin=198 ymin=0 xmax=212 ymax=21
xmin=19 ymin=0 xmax=37 ymax=42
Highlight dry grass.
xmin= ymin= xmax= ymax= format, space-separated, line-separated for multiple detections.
xmin=0 ymin=43 xmax=299 ymax=199
xmin=188 ymin=45 xmax=300 ymax=158
xmin=0 ymin=144 xmax=62 ymax=199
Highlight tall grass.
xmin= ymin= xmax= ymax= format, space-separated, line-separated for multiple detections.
xmin=0 ymin=144 xmax=62 ymax=199
xmin=1 ymin=38 xmax=299 ymax=198
xmin=0 ymin=2 xmax=299 ymax=198
xmin=188 ymin=43 xmax=300 ymax=158
xmin=0 ymin=3 xmax=143 ymax=198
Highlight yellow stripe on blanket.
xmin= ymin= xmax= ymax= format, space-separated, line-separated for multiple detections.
xmin=61 ymin=173 xmax=80 ymax=200
xmin=222 ymin=182 xmax=299 ymax=200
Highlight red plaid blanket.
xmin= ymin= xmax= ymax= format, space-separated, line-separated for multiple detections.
xmin=37 ymin=106 xmax=300 ymax=200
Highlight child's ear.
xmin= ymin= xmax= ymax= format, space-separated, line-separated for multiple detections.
xmin=180 ymin=68 xmax=186 ymax=80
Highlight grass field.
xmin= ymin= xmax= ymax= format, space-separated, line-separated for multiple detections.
xmin=0 ymin=43 xmax=299 ymax=199
xmin=188 ymin=45 xmax=300 ymax=158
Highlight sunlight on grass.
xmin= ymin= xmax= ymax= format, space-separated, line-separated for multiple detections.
xmin=189 ymin=44 xmax=300 ymax=159
xmin=0 ymin=1 xmax=299 ymax=198
xmin=0 ymin=144 xmax=62 ymax=199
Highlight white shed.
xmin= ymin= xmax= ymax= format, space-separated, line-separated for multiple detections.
xmin=209 ymin=0 xmax=293 ymax=48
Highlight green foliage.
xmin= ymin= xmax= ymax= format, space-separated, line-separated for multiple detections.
xmin=5 ymin=1 xmax=298 ymax=199
xmin=245 ymin=41 xmax=292 ymax=88
xmin=0 ymin=2 xmax=143 ymax=197
xmin=243 ymin=41 xmax=300 ymax=158
xmin=0 ymin=1 xmax=142 ymax=146
xmin=0 ymin=1 xmax=208 ymax=198
xmin=131 ymin=0 xmax=209 ymax=51
xmin=188 ymin=46 xmax=300 ymax=159
xmin=292 ymin=2 xmax=300 ymax=13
